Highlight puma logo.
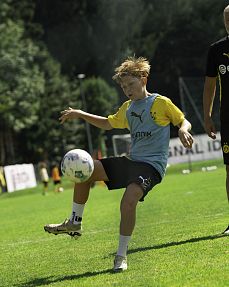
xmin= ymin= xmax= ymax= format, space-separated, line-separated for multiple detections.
xmin=150 ymin=111 xmax=157 ymax=120
xmin=131 ymin=109 xmax=145 ymax=123
xmin=223 ymin=53 xmax=229 ymax=59
xmin=138 ymin=176 xmax=151 ymax=190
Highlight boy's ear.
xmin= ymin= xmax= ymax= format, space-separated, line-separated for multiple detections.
xmin=141 ymin=77 xmax=147 ymax=85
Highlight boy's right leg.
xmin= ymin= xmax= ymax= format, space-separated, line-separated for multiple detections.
xmin=114 ymin=182 xmax=143 ymax=272
xmin=44 ymin=160 xmax=108 ymax=238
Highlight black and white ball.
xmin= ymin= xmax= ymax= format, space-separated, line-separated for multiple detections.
xmin=61 ymin=149 xmax=94 ymax=183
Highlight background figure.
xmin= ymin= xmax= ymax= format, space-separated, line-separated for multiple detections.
xmin=203 ymin=5 xmax=229 ymax=234
xmin=0 ymin=166 xmax=7 ymax=193
xmin=39 ymin=162 xmax=49 ymax=195
xmin=51 ymin=163 xmax=63 ymax=193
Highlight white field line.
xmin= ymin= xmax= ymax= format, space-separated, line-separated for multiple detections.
xmin=0 ymin=220 xmax=175 ymax=249
xmin=0 ymin=213 xmax=226 ymax=249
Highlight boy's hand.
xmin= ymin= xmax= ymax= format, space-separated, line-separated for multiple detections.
xmin=59 ymin=107 xmax=81 ymax=124
xmin=178 ymin=128 xmax=194 ymax=149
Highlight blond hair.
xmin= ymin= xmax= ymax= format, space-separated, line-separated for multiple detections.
xmin=224 ymin=5 xmax=229 ymax=13
xmin=112 ymin=56 xmax=150 ymax=83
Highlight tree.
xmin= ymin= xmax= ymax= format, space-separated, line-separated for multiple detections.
xmin=18 ymin=53 xmax=76 ymax=163
xmin=133 ymin=0 xmax=228 ymax=105
xmin=72 ymin=77 xmax=119 ymax=155
xmin=34 ymin=0 xmax=144 ymax=81
xmin=0 ymin=17 xmax=45 ymax=163
xmin=0 ymin=0 xmax=79 ymax=164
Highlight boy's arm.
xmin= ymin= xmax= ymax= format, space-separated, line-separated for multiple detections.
xmin=59 ymin=107 xmax=113 ymax=130
xmin=156 ymin=96 xmax=193 ymax=149
xmin=177 ymin=119 xmax=193 ymax=149
xmin=203 ymin=76 xmax=217 ymax=139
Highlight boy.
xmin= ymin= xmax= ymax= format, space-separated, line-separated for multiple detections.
xmin=44 ymin=56 xmax=193 ymax=271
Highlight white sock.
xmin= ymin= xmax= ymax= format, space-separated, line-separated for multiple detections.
xmin=70 ymin=202 xmax=85 ymax=224
xmin=117 ymin=235 xmax=131 ymax=257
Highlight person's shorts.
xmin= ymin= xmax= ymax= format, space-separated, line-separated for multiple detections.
xmin=53 ymin=180 xmax=61 ymax=185
xmin=220 ymin=124 xmax=229 ymax=164
xmin=42 ymin=181 xmax=48 ymax=187
xmin=99 ymin=156 xmax=162 ymax=202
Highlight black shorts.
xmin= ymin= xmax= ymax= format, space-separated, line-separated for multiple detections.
xmin=100 ymin=156 xmax=162 ymax=202
xmin=54 ymin=180 xmax=61 ymax=185
xmin=42 ymin=181 xmax=48 ymax=187
xmin=220 ymin=124 xmax=229 ymax=164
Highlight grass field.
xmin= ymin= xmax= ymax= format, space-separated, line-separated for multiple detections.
xmin=0 ymin=160 xmax=228 ymax=287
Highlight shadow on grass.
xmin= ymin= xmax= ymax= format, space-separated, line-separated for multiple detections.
xmin=15 ymin=269 xmax=114 ymax=287
xmin=128 ymin=233 xmax=228 ymax=255
xmin=15 ymin=233 xmax=228 ymax=287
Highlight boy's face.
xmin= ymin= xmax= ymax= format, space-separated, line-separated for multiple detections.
xmin=224 ymin=10 xmax=229 ymax=34
xmin=120 ymin=75 xmax=146 ymax=100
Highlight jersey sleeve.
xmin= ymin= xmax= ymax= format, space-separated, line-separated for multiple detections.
xmin=165 ymin=99 xmax=185 ymax=126
xmin=108 ymin=101 xmax=130 ymax=129
xmin=151 ymin=96 xmax=185 ymax=126
xmin=205 ymin=44 xmax=217 ymax=77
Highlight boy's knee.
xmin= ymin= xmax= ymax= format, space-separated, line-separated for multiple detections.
xmin=74 ymin=177 xmax=95 ymax=190
xmin=121 ymin=194 xmax=139 ymax=211
xmin=120 ymin=199 xmax=136 ymax=212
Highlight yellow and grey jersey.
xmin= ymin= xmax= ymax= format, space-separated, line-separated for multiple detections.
xmin=108 ymin=94 xmax=184 ymax=177
xmin=108 ymin=95 xmax=184 ymax=129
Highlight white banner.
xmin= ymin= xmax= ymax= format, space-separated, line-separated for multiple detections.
xmin=4 ymin=164 xmax=37 ymax=193
xmin=168 ymin=133 xmax=222 ymax=164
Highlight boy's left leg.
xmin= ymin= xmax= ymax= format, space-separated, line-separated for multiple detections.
xmin=44 ymin=160 xmax=109 ymax=238
xmin=114 ymin=182 xmax=143 ymax=272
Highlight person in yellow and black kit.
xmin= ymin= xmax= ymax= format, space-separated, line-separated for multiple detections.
xmin=203 ymin=5 xmax=229 ymax=235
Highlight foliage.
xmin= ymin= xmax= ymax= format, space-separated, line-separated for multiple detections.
xmin=0 ymin=19 xmax=44 ymax=131
xmin=1 ymin=0 xmax=229 ymax=164
xmin=34 ymin=0 xmax=144 ymax=80
xmin=17 ymin=48 xmax=87 ymax=163
xmin=0 ymin=0 xmax=47 ymax=164
xmin=0 ymin=9 xmax=73 ymax=163
xmin=0 ymin=0 xmax=120 ymax=164
xmin=73 ymin=77 xmax=119 ymax=152
xmin=33 ymin=0 xmax=229 ymax=109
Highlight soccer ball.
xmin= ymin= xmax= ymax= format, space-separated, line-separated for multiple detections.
xmin=61 ymin=149 xmax=94 ymax=183
xmin=58 ymin=187 xmax=64 ymax=192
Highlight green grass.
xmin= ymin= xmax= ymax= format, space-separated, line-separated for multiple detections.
xmin=0 ymin=160 xmax=228 ymax=287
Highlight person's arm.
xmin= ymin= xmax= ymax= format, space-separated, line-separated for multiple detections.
xmin=156 ymin=96 xmax=194 ymax=149
xmin=177 ymin=119 xmax=193 ymax=149
xmin=59 ymin=107 xmax=113 ymax=130
xmin=203 ymin=76 xmax=217 ymax=139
